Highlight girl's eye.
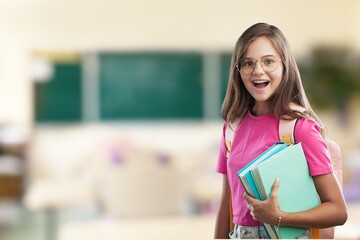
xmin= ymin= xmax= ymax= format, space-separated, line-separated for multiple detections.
xmin=242 ymin=60 xmax=255 ymax=67
xmin=264 ymin=58 xmax=275 ymax=65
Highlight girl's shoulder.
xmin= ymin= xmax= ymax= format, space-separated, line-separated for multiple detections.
xmin=296 ymin=117 xmax=321 ymax=130
xmin=295 ymin=117 xmax=323 ymax=143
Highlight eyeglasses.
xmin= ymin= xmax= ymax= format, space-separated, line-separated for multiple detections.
xmin=235 ymin=56 xmax=282 ymax=75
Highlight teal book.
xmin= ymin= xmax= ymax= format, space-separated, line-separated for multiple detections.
xmin=251 ymin=143 xmax=321 ymax=239
xmin=237 ymin=142 xmax=287 ymax=199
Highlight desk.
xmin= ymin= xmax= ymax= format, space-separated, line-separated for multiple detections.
xmin=24 ymin=180 xmax=94 ymax=240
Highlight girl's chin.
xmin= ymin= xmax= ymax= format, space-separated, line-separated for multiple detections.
xmin=252 ymin=94 xmax=272 ymax=103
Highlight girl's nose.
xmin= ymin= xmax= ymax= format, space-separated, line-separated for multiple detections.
xmin=252 ymin=61 xmax=265 ymax=75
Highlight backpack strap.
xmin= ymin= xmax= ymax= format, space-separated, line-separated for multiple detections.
xmin=224 ymin=118 xmax=241 ymax=232
xmin=225 ymin=118 xmax=241 ymax=158
xmin=279 ymin=103 xmax=307 ymax=145
xmin=279 ymin=118 xmax=297 ymax=145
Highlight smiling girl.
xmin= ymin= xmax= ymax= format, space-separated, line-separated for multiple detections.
xmin=214 ymin=23 xmax=347 ymax=239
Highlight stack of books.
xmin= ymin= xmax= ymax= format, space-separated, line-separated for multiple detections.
xmin=237 ymin=142 xmax=320 ymax=239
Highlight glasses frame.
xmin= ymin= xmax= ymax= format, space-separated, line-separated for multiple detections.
xmin=235 ymin=57 xmax=283 ymax=75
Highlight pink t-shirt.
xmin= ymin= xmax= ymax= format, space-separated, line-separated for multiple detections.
xmin=216 ymin=111 xmax=333 ymax=226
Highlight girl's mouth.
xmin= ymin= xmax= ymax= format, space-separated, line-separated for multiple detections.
xmin=252 ymin=80 xmax=270 ymax=89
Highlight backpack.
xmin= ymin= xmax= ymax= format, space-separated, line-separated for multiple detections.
xmin=225 ymin=115 xmax=342 ymax=239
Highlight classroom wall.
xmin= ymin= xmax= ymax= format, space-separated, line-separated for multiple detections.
xmin=357 ymin=0 xmax=360 ymax=47
xmin=0 ymin=0 xmax=359 ymax=131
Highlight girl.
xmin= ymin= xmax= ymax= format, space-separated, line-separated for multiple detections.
xmin=214 ymin=23 xmax=347 ymax=239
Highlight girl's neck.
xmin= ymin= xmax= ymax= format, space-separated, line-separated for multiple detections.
xmin=252 ymin=103 xmax=270 ymax=116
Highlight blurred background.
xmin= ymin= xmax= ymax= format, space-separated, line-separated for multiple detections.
xmin=0 ymin=0 xmax=359 ymax=239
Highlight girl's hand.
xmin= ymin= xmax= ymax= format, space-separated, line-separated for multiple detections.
xmin=243 ymin=178 xmax=281 ymax=225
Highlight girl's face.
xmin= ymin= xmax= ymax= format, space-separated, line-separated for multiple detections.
xmin=240 ymin=36 xmax=283 ymax=109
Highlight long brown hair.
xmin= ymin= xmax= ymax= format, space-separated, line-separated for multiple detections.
xmin=221 ymin=23 xmax=325 ymax=134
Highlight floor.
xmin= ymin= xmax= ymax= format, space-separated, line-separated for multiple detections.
xmin=0 ymin=202 xmax=359 ymax=240
xmin=0 ymin=204 xmax=45 ymax=240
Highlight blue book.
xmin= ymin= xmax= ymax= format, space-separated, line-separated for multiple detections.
xmin=237 ymin=142 xmax=288 ymax=239
xmin=237 ymin=142 xmax=287 ymax=198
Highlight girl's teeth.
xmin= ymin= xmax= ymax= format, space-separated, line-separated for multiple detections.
xmin=253 ymin=80 xmax=269 ymax=88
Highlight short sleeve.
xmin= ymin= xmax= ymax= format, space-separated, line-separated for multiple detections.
xmin=216 ymin=123 xmax=228 ymax=174
xmin=295 ymin=118 xmax=333 ymax=176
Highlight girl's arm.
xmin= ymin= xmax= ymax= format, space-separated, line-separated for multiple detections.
xmin=214 ymin=175 xmax=231 ymax=239
xmin=280 ymin=172 xmax=347 ymax=228
xmin=244 ymin=172 xmax=347 ymax=228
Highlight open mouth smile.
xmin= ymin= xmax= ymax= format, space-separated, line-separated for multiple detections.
xmin=252 ymin=80 xmax=270 ymax=89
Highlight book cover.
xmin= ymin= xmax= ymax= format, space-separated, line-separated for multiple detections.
xmin=251 ymin=143 xmax=320 ymax=239
xmin=237 ymin=142 xmax=287 ymax=199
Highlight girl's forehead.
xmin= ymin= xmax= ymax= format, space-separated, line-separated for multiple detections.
xmin=244 ymin=36 xmax=281 ymax=59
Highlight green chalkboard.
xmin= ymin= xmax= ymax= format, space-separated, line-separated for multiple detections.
xmin=34 ymin=63 xmax=82 ymax=122
xmin=99 ymin=53 xmax=203 ymax=119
